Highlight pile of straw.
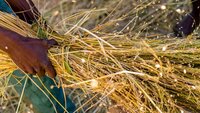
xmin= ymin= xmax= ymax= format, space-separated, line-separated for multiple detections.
xmin=1 ymin=0 xmax=200 ymax=112
xmin=0 ymin=8 xmax=200 ymax=113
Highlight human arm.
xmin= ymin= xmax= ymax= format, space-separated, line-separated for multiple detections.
xmin=5 ymin=0 xmax=40 ymax=24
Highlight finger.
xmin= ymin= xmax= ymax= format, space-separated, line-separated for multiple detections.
xmin=27 ymin=38 xmax=58 ymax=49
xmin=34 ymin=67 xmax=45 ymax=77
xmin=43 ymin=61 xmax=56 ymax=78
xmin=25 ymin=66 xmax=36 ymax=75
xmin=43 ymin=39 xmax=58 ymax=49
xmin=47 ymin=39 xmax=58 ymax=46
xmin=18 ymin=64 xmax=28 ymax=73
xmin=13 ymin=60 xmax=27 ymax=73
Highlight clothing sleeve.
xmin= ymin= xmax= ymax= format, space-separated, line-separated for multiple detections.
xmin=0 ymin=0 xmax=14 ymax=14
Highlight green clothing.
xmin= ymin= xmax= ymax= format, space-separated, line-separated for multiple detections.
xmin=9 ymin=70 xmax=76 ymax=113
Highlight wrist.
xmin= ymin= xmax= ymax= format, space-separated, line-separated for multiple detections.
xmin=0 ymin=27 xmax=25 ymax=54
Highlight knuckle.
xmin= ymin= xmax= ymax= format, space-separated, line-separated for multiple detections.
xmin=41 ymin=61 xmax=50 ymax=67
xmin=42 ymin=39 xmax=48 ymax=45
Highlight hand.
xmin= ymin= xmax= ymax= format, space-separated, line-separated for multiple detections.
xmin=7 ymin=36 xmax=58 ymax=78
xmin=173 ymin=13 xmax=200 ymax=37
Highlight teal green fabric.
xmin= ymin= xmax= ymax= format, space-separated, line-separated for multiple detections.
xmin=0 ymin=0 xmax=14 ymax=14
xmin=9 ymin=70 xmax=76 ymax=113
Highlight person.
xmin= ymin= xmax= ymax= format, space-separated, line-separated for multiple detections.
xmin=0 ymin=0 xmax=76 ymax=113
xmin=173 ymin=0 xmax=200 ymax=37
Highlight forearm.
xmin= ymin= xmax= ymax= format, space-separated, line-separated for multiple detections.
xmin=5 ymin=0 xmax=40 ymax=24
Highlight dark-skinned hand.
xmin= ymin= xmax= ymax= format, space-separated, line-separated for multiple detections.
xmin=173 ymin=13 xmax=200 ymax=37
xmin=11 ymin=38 xmax=57 ymax=78
xmin=0 ymin=27 xmax=58 ymax=78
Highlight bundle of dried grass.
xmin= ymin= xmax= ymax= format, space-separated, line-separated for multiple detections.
xmin=0 ymin=10 xmax=200 ymax=113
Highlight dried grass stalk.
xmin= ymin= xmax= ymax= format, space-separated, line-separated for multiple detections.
xmin=0 ymin=11 xmax=200 ymax=113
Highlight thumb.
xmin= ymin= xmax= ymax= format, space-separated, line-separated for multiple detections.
xmin=43 ymin=39 xmax=58 ymax=49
